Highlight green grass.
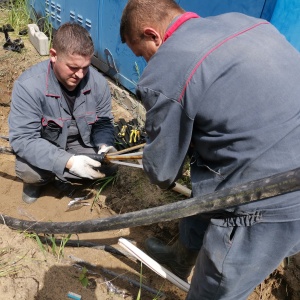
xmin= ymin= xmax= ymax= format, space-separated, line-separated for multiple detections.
xmin=47 ymin=234 xmax=72 ymax=261
xmin=24 ymin=232 xmax=71 ymax=261
xmin=90 ymin=174 xmax=117 ymax=212
xmin=6 ymin=0 xmax=31 ymax=33
xmin=0 ymin=247 xmax=22 ymax=277
xmin=2 ymin=0 xmax=53 ymax=46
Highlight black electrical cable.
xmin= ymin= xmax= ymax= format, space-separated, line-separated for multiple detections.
xmin=1 ymin=166 xmax=300 ymax=234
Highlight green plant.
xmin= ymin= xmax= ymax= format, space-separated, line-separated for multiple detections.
xmin=90 ymin=174 xmax=117 ymax=212
xmin=23 ymin=232 xmax=47 ymax=258
xmin=79 ymin=266 xmax=89 ymax=287
xmin=24 ymin=232 xmax=71 ymax=261
xmin=134 ymin=62 xmax=141 ymax=80
xmin=135 ymin=262 xmax=164 ymax=300
xmin=0 ymin=248 xmax=22 ymax=277
xmin=6 ymin=0 xmax=31 ymax=33
xmin=47 ymin=234 xmax=71 ymax=260
xmin=136 ymin=262 xmax=143 ymax=300
xmin=35 ymin=12 xmax=53 ymax=45
xmin=5 ymin=0 xmax=53 ymax=47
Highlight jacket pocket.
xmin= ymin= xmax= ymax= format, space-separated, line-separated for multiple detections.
xmin=41 ymin=116 xmax=63 ymax=145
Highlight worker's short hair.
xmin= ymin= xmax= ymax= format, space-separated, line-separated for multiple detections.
xmin=120 ymin=0 xmax=184 ymax=44
xmin=52 ymin=22 xmax=94 ymax=57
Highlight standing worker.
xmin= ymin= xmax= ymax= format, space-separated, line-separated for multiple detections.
xmin=120 ymin=0 xmax=300 ymax=299
xmin=9 ymin=22 xmax=117 ymax=204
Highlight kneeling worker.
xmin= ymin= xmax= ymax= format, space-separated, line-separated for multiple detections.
xmin=9 ymin=22 xmax=116 ymax=204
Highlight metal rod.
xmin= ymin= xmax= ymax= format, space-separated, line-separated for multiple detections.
xmin=111 ymin=160 xmax=143 ymax=168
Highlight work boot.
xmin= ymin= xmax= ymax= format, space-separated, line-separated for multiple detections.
xmin=53 ymin=177 xmax=74 ymax=193
xmin=22 ymin=183 xmax=42 ymax=204
xmin=145 ymin=237 xmax=198 ymax=281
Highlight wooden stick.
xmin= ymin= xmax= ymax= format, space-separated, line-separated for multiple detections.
xmin=107 ymin=143 xmax=146 ymax=156
xmin=106 ymin=154 xmax=143 ymax=160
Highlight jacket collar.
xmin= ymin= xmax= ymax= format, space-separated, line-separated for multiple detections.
xmin=45 ymin=60 xmax=92 ymax=98
xmin=163 ymin=12 xmax=200 ymax=42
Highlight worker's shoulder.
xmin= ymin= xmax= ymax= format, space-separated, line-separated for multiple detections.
xmin=17 ymin=59 xmax=49 ymax=83
xmin=209 ymin=12 xmax=267 ymax=26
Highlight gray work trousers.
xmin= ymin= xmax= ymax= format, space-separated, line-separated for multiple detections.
xmin=15 ymin=139 xmax=98 ymax=184
xmin=182 ymin=196 xmax=300 ymax=300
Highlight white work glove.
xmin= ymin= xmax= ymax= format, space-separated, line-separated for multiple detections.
xmin=98 ymin=145 xmax=117 ymax=154
xmin=69 ymin=155 xmax=104 ymax=179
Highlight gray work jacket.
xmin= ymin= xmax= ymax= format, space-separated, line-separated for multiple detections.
xmin=9 ymin=59 xmax=114 ymax=176
xmin=137 ymin=12 xmax=300 ymax=215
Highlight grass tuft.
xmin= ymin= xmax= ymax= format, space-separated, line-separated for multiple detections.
xmin=0 ymin=247 xmax=22 ymax=277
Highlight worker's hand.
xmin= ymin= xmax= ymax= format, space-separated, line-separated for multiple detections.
xmin=67 ymin=155 xmax=105 ymax=179
xmin=98 ymin=145 xmax=117 ymax=154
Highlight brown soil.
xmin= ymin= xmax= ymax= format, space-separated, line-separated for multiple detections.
xmin=0 ymin=11 xmax=300 ymax=300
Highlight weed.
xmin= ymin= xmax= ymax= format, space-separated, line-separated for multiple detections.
xmin=34 ymin=12 xmax=53 ymax=44
xmin=23 ymin=232 xmax=47 ymax=259
xmin=6 ymin=0 xmax=31 ymax=33
xmin=136 ymin=262 xmax=165 ymax=300
xmin=134 ymin=62 xmax=141 ymax=80
xmin=136 ymin=262 xmax=143 ymax=300
xmin=90 ymin=174 xmax=117 ymax=212
xmin=4 ymin=0 xmax=53 ymax=47
xmin=79 ymin=266 xmax=89 ymax=287
xmin=47 ymin=234 xmax=72 ymax=261
xmin=24 ymin=232 xmax=71 ymax=261
xmin=0 ymin=247 xmax=21 ymax=277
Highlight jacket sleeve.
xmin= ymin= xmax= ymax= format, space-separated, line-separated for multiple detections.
xmin=137 ymin=86 xmax=194 ymax=189
xmin=8 ymin=80 xmax=72 ymax=175
xmin=91 ymin=75 xmax=115 ymax=147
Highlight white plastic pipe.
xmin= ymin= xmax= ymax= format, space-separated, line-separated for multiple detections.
xmin=118 ymin=237 xmax=190 ymax=292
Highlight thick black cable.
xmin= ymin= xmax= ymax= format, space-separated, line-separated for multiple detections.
xmin=1 ymin=167 xmax=300 ymax=234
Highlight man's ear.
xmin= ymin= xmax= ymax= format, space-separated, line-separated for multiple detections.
xmin=49 ymin=48 xmax=57 ymax=63
xmin=143 ymin=27 xmax=162 ymax=46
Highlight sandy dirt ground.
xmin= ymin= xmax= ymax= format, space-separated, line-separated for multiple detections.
xmin=0 ymin=8 xmax=300 ymax=300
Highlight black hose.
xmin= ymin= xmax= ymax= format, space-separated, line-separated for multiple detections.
xmin=37 ymin=236 xmax=130 ymax=257
xmin=1 ymin=166 xmax=300 ymax=234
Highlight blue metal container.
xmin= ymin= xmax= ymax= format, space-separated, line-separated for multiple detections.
xmin=29 ymin=0 xmax=299 ymax=95
xmin=92 ymin=0 xmax=146 ymax=94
